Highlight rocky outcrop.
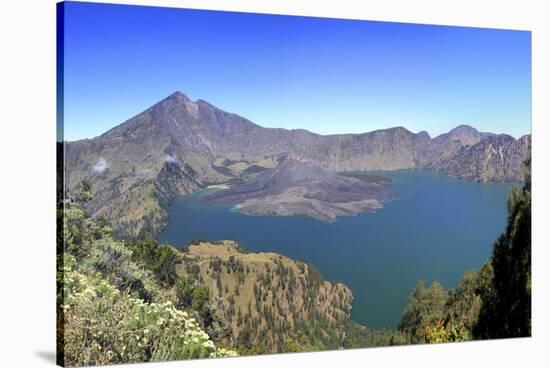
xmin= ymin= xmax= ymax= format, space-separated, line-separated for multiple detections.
xmin=429 ymin=134 xmax=531 ymax=182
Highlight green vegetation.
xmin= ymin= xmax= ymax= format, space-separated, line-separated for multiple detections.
xmin=174 ymin=276 xmax=211 ymax=323
xmin=60 ymin=255 xmax=234 ymax=365
xmin=475 ymin=160 xmax=531 ymax=338
xmin=131 ymin=237 xmax=179 ymax=286
xmin=183 ymin=241 xmax=354 ymax=355
xmin=394 ymin=278 xmax=477 ymax=344
xmin=398 ymin=281 xmax=449 ymax=343
xmin=57 ymin=189 xmax=236 ymax=366
xmin=341 ymin=321 xmax=396 ymax=348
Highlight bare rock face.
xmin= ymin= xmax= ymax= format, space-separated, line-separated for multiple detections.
xmin=429 ymin=134 xmax=531 ymax=182
xmin=201 ymin=158 xmax=393 ymax=222
xmin=64 ymin=91 xmax=531 ymax=237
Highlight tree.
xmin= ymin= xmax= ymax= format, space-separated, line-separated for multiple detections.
xmin=74 ymin=179 xmax=93 ymax=203
xmin=175 ymin=275 xmax=212 ymax=327
xmin=445 ymin=270 xmax=483 ymax=333
xmin=175 ymin=276 xmax=195 ymax=309
xmin=131 ymin=238 xmax=179 ymax=286
xmin=398 ymin=281 xmax=447 ymax=343
xmin=131 ymin=237 xmax=159 ymax=265
xmin=475 ymin=160 xmax=531 ymax=338
xmin=152 ymin=245 xmax=179 ymax=285
xmin=191 ymin=285 xmax=210 ymax=316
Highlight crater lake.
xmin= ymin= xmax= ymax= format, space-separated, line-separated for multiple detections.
xmin=157 ymin=170 xmax=515 ymax=329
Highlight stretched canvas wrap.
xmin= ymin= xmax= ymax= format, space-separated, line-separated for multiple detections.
xmin=56 ymin=1 xmax=532 ymax=366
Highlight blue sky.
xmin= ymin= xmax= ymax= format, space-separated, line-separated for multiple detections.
xmin=60 ymin=1 xmax=531 ymax=141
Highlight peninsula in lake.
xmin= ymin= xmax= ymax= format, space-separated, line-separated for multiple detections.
xmin=202 ymin=157 xmax=393 ymax=222
xmin=64 ymin=91 xmax=531 ymax=238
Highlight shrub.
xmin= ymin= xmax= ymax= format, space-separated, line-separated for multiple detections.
xmin=60 ymin=263 xmax=236 ymax=366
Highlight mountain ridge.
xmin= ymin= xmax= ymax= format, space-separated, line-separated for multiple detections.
xmin=70 ymin=92 xmax=527 ymax=144
xmin=64 ymin=91 xmax=531 ymax=238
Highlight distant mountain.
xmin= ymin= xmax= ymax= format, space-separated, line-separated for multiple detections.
xmin=202 ymin=158 xmax=393 ymax=222
xmin=440 ymin=124 xmax=495 ymax=146
xmin=64 ymin=91 xmax=531 ymax=238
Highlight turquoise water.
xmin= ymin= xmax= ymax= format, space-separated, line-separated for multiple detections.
xmin=157 ymin=170 xmax=515 ymax=329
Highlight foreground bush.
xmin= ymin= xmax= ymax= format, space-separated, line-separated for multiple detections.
xmin=59 ymin=256 xmax=236 ymax=366
xmin=57 ymin=198 xmax=236 ymax=366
